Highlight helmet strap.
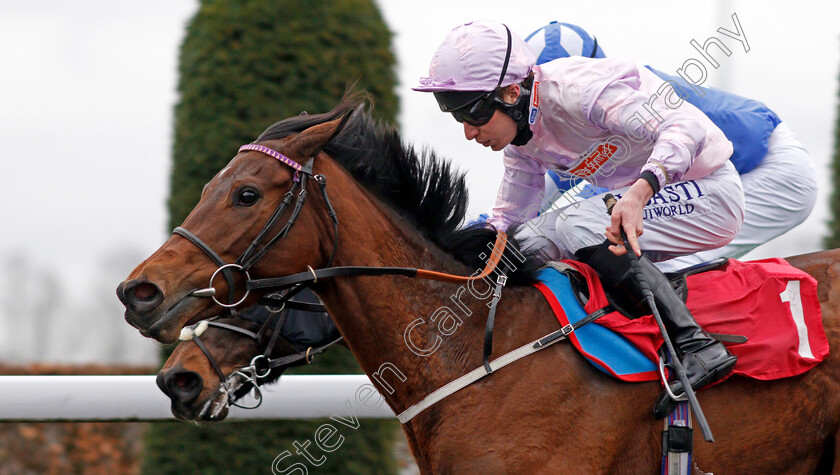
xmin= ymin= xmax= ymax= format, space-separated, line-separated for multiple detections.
xmin=505 ymin=76 xmax=535 ymax=146
xmin=495 ymin=25 xmax=513 ymax=89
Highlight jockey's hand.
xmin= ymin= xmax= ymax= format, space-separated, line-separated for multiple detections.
xmin=605 ymin=178 xmax=655 ymax=257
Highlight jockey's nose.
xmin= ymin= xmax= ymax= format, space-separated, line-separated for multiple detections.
xmin=157 ymin=367 xmax=204 ymax=404
xmin=463 ymin=122 xmax=480 ymax=140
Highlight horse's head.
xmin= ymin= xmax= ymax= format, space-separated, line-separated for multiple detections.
xmin=117 ymin=106 xmax=352 ymax=344
xmin=156 ymin=298 xmax=341 ymax=421
xmin=156 ymin=316 xmax=267 ymax=421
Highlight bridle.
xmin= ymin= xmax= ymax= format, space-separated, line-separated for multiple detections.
xmin=170 ymin=134 xmax=510 ymax=417
xmin=178 ymin=293 xmax=344 ymax=412
xmin=173 ymin=143 xmax=340 ymax=310
xmin=170 ymin=141 xmax=342 ymax=414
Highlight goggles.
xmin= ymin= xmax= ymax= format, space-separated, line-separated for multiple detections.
xmin=434 ymin=90 xmax=503 ymax=126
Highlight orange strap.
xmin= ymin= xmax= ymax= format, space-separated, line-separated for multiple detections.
xmin=415 ymin=232 xmax=508 ymax=284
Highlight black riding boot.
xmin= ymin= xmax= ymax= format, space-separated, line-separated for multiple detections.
xmin=576 ymin=240 xmax=737 ymax=419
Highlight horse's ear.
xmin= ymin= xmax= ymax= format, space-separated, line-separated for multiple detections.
xmin=289 ymin=110 xmax=353 ymax=158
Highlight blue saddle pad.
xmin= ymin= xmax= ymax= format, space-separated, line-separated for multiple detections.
xmin=536 ymin=267 xmax=658 ymax=381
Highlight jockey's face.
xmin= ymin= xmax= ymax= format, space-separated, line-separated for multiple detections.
xmin=461 ymin=83 xmax=520 ymax=151
xmin=462 ymin=108 xmax=518 ymax=151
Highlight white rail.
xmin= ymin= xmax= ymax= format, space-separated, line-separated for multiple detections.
xmin=0 ymin=375 xmax=395 ymax=421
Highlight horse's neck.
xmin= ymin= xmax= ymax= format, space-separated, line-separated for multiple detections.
xmin=312 ymin=177 xmax=493 ymax=411
xmin=307 ymin=165 xmax=575 ymax=472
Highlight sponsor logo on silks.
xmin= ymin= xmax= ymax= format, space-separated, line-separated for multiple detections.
xmin=568 ymin=142 xmax=617 ymax=178
xmin=613 ymin=181 xmax=711 ymax=222
xmin=529 ymin=81 xmax=540 ymax=124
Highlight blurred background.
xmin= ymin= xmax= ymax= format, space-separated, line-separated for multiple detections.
xmin=0 ymin=0 xmax=837 ymax=473
xmin=1 ymin=0 xmax=838 ymax=364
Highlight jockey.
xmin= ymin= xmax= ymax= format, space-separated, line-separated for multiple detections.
xmin=527 ymin=21 xmax=818 ymax=273
xmin=414 ymin=20 xmax=742 ymax=416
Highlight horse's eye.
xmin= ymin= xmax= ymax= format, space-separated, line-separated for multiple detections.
xmin=237 ymin=188 xmax=260 ymax=206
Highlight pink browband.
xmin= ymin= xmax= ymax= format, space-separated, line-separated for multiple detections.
xmin=238 ymin=144 xmax=304 ymax=173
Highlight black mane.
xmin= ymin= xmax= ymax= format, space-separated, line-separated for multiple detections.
xmin=256 ymin=97 xmax=541 ymax=283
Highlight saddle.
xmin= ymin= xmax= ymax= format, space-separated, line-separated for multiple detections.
xmin=535 ymin=257 xmax=828 ymax=382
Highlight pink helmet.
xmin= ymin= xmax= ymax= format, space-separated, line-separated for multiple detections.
xmin=414 ymin=20 xmax=536 ymax=93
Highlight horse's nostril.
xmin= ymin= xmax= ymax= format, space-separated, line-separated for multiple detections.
xmin=160 ymin=369 xmax=204 ymax=404
xmin=173 ymin=372 xmax=195 ymax=389
xmin=117 ymin=279 xmax=164 ymax=314
xmin=133 ymin=283 xmax=158 ymax=301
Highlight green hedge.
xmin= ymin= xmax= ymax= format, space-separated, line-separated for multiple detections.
xmin=144 ymin=1 xmax=400 ymax=473
xmin=167 ymin=0 xmax=398 ymax=229
xmin=825 ymin=64 xmax=840 ymax=249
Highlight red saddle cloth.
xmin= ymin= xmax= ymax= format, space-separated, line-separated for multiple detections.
xmin=563 ymin=257 xmax=829 ymax=380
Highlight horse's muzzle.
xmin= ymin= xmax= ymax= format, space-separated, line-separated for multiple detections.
xmin=156 ymin=366 xmax=218 ymax=420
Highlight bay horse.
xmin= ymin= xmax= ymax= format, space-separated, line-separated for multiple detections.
xmin=118 ymin=98 xmax=840 ymax=473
